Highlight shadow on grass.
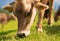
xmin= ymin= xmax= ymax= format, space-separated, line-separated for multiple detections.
xmin=43 ymin=25 xmax=60 ymax=35
xmin=0 ymin=24 xmax=60 ymax=40
xmin=0 ymin=30 xmax=17 ymax=41
xmin=0 ymin=36 xmax=12 ymax=41
xmin=0 ymin=30 xmax=17 ymax=35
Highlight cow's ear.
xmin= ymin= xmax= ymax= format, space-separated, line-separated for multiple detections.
xmin=34 ymin=2 xmax=49 ymax=10
xmin=2 ymin=2 xmax=14 ymax=12
xmin=3 ymin=5 xmax=13 ymax=12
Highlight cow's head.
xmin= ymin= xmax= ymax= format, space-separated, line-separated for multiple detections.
xmin=13 ymin=0 xmax=49 ymax=38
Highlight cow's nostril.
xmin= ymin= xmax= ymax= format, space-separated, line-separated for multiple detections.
xmin=17 ymin=33 xmax=25 ymax=38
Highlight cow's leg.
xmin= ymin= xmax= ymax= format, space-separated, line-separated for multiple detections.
xmin=54 ymin=13 xmax=59 ymax=22
xmin=54 ymin=6 xmax=60 ymax=22
xmin=48 ymin=0 xmax=54 ymax=25
xmin=35 ymin=0 xmax=49 ymax=32
xmin=17 ymin=7 xmax=36 ymax=37
xmin=37 ymin=10 xmax=45 ymax=32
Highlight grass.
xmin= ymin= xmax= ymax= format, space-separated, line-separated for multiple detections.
xmin=0 ymin=15 xmax=60 ymax=41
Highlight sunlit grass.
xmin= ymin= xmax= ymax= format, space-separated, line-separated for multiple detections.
xmin=0 ymin=15 xmax=60 ymax=41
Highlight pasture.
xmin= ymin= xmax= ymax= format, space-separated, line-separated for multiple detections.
xmin=0 ymin=14 xmax=60 ymax=41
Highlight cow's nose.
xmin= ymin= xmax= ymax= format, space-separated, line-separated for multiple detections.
xmin=17 ymin=30 xmax=30 ymax=38
xmin=17 ymin=33 xmax=25 ymax=38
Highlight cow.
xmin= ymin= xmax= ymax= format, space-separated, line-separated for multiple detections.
xmin=0 ymin=12 xmax=17 ymax=24
xmin=13 ymin=0 xmax=49 ymax=38
xmin=3 ymin=0 xmax=54 ymax=38
xmin=54 ymin=6 xmax=60 ymax=22
xmin=0 ymin=12 xmax=17 ymax=32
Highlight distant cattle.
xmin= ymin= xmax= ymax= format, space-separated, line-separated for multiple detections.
xmin=54 ymin=6 xmax=60 ymax=22
xmin=0 ymin=13 xmax=17 ymax=24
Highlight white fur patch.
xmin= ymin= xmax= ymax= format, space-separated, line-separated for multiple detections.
xmin=37 ymin=28 xmax=43 ymax=32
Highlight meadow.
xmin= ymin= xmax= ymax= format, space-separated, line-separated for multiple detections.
xmin=0 ymin=14 xmax=60 ymax=41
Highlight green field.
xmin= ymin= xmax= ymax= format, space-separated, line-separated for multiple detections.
xmin=0 ymin=15 xmax=60 ymax=41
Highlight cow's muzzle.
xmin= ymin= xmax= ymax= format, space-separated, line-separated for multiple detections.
xmin=17 ymin=30 xmax=30 ymax=38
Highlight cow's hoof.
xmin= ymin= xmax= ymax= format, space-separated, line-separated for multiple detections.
xmin=48 ymin=22 xmax=53 ymax=26
xmin=17 ymin=30 xmax=30 ymax=38
xmin=37 ymin=28 xmax=43 ymax=32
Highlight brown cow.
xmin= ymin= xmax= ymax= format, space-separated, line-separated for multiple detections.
xmin=0 ymin=13 xmax=17 ymax=24
xmin=13 ymin=0 xmax=49 ymax=37
xmin=0 ymin=12 xmax=17 ymax=31
xmin=3 ymin=0 xmax=54 ymax=37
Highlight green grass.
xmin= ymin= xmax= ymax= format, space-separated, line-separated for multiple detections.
xmin=0 ymin=15 xmax=60 ymax=41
